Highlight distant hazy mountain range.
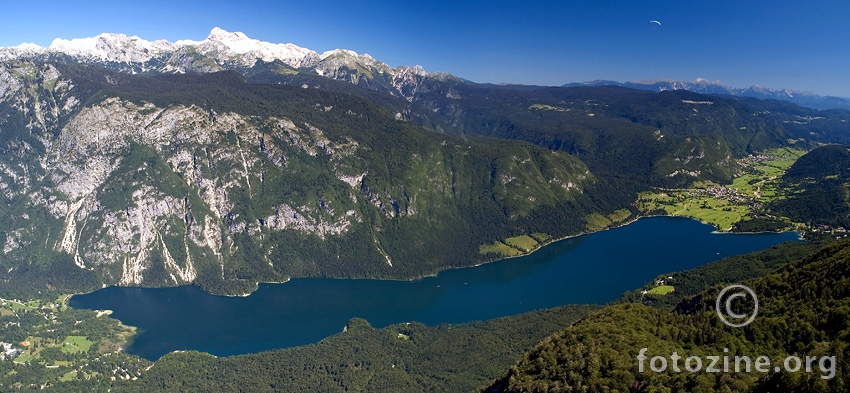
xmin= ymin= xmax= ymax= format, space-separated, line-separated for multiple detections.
xmin=564 ymin=79 xmax=850 ymax=111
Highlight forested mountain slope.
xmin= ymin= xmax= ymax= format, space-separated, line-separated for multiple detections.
xmin=770 ymin=145 xmax=850 ymax=229
xmin=484 ymin=239 xmax=850 ymax=392
xmin=3 ymin=58 xmax=850 ymax=296
xmin=395 ymin=82 xmax=850 ymax=187
xmin=0 ymin=61 xmax=630 ymax=297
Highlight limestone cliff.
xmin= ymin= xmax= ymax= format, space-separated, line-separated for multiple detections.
xmin=0 ymin=61 xmax=597 ymax=295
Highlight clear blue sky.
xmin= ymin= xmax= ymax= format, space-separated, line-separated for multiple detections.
xmin=2 ymin=0 xmax=848 ymax=96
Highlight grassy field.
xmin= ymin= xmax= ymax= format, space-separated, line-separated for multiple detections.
xmin=480 ymin=232 xmax=554 ymax=257
xmin=504 ymin=235 xmax=539 ymax=252
xmin=729 ymin=147 xmax=807 ymax=202
xmin=59 ymin=370 xmax=78 ymax=382
xmin=636 ymin=148 xmax=807 ymax=231
xmin=479 ymin=241 xmax=524 ymax=257
xmin=62 ymin=336 xmax=94 ymax=354
xmin=638 ymin=191 xmax=749 ymax=231
xmin=608 ymin=209 xmax=632 ymax=224
xmin=585 ymin=213 xmax=613 ymax=232
xmin=585 ymin=210 xmax=633 ymax=232
xmin=6 ymin=300 xmax=39 ymax=312
xmin=59 ymin=369 xmax=98 ymax=382
xmin=647 ymin=285 xmax=675 ymax=295
xmin=15 ymin=336 xmax=44 ymax=362
xmin=531 ymin=233 xmax=552 ymax=243
xmin=14 ymin=353 xmax=35 ymax=363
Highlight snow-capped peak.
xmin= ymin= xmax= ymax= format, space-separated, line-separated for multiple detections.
xmin=49 ymin=36 xmax=99 ymax=53
xmin=46 ymin=33 xmax=174 ymax=63
xmin=0 ymin=27 xmax=436 ymax=97
xmin=207 ymin=27 xmax=248 ymax=42
xmin=187 ymin=27 xmax=316 ymax=67
xmin=11 ymin=42 xmax=40 ymax=51
xmin=203 ymin=27 xmax=266 ymax=54
xmin=693 ymin=77 xmax=722 ymax=85
xmin=320 ymin=48 xmax=360 ymax=60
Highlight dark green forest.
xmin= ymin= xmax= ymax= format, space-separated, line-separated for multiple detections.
xmin=484 ymin=239 xmax=850 ymax=393
xmin=770 ymin=145 xmax=850 ymax=229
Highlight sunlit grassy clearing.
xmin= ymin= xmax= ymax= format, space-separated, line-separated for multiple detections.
xmin=647 ymin=285 xmax=675 ymax=295
xmin=637 ymin=192 xmax=748 ymax=230
xmin=59 ymin=370 xmax=78 ymax=382
xmin=531 ymin=233 xmax=552 ymax=243
xmin=7 ymin=300 xmax=39 ymax=312
xmin=62 ymin=336 xmax=94 ymax=354
xmin=585 ymin=213 xmax=612 ymax=232
xmin=480 ymin=232 xmax=554 ymax=257
xmin=504 ymin=235 xmax=539 ymax=252
xmin=479 ymin=241 xmax=523 ymax=257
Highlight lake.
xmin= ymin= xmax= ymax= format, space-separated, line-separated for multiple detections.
xmin=69 ymin=217 xmax=800 ymax=360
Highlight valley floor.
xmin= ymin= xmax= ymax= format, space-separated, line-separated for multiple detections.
xmin=636 ymin=147 xmax=808 ymax=232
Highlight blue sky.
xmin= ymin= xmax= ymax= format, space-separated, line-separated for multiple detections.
xmin=2 ymin=0 xmax=848 ymax=96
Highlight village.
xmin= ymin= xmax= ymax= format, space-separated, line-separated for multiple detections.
xmin=0 ymin=296 xmax=149 ymax=389
xmin=703 ymin=185 xmax=751 ymax=204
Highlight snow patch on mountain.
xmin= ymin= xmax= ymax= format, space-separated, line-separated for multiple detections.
xmin=176 ymin=27 xmax=317 ymax=68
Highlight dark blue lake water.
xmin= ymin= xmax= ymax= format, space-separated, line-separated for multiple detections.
xmin=69 ymin=217 xmax=800 ymax=360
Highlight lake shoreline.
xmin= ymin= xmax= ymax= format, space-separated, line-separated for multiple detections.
xmin=66 ymin=214 xmax=801 ymax=300
xmin=471 ymin=212 xmax=800 ymax=271
xmin=70 ymin=217 xmax=800 ymax=360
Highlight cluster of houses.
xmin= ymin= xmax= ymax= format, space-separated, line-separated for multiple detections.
xmin=704 ymin=186 xmax=750 ymax=204
xmin=811 ymin=225 xmax=848 ymax=237
xmin=0 ymin=342 xmax=23 ymax=360
xmin=739 ymin=153 xmax=775 ymax=167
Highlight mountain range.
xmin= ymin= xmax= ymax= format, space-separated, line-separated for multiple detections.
xmin=3 ymin=28 xmax=849 ymax=111
xmin=564 ymin=78 xmax=850 ymax=111
xmin=2 ymin=27 xmax=850 ymax=393
xmin=0 ymin=27 xmax=445 ymax=102
xmin=2 ymin=28 xmax=850 ymax=297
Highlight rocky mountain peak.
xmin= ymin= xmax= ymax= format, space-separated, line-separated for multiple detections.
xmin=206 ymin=27 xmax=248 ymax=42
xmin=0 ymin=28 xmax=442 ymax=102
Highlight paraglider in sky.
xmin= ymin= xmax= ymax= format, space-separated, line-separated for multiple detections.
xmin=649 ymin=20 xmax=662 ymax=31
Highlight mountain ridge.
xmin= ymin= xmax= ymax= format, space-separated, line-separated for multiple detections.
xmin=0 ymin=60 xmax=621 ymax=297
xmin=564 ymin=78 xmax=850 ymax=111
xmin=0 ymin=27 xmax=440 ymax=101
xmin=2 ymin=28 xmax=848 ymax=110
xmin=3 ymin=29 xmax=850 ymax=297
